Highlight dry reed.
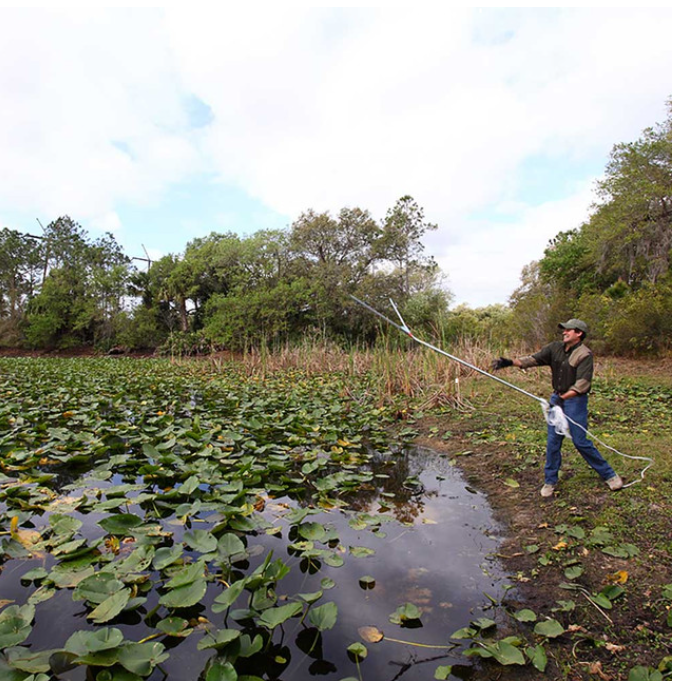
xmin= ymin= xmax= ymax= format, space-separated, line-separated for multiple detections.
xmin=205 ymin=335 xmax=536 ymax=409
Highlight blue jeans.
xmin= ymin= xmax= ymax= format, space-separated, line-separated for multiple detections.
xmin=545 ymin=393 xmax=616 ymax=485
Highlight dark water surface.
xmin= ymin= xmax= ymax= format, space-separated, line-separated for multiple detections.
xmin=6 ymin=446 xmax=511 ymax=681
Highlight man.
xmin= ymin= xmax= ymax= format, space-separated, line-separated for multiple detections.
xmin=492 ymin=319 xmax=623 ymax=497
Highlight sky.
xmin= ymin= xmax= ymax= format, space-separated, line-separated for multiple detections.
xmin=0 ymin=8 xmax=671 ymax=308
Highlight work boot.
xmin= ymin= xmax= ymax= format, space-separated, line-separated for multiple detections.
xmin=605 ymin=475 xmax=623 ymax=491
xmin=540 ymin=484 xmax=556 ymax=498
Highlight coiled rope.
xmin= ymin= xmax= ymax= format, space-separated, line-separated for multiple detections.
xmin=350 ymin=295 xmax=653 ymax=488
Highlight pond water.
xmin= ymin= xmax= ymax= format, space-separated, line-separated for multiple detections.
xmin=3 ymin=446 xmax=511 ymax=681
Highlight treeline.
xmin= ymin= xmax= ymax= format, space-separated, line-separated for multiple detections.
xmin=0 ymin=197 xmax=448 ymax=353
xmin=0 ymin=107 xmax=670 ymax=356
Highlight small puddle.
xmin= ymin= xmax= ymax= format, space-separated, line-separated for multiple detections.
xmin=4 ymin=446 xmax=511 ymax=681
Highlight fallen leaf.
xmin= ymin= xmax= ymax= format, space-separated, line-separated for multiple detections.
xmin=358 ymin=626 xmax=384 ymax=643
xmin=586 ymin=661 xmax=611 ymax=681
xmin=607 ymin=570 xmax=628 ymax=584
xmin=552 ymin=541 xmax=567 ymax=551
xmin=605 ymin=643 xmax=625 ymax=654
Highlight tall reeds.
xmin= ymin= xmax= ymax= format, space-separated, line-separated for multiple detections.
xmin=206 ymin=335 xmax=535 ymax=408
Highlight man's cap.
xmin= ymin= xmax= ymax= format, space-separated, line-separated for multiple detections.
xmin=558 ymin=318 xmax=589 ymax=334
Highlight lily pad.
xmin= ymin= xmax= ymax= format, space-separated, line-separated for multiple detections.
xmin=534 ymin=619 xmax=566 ymax=638
xmin=258 ymin=602 xmax=303 ymax=630
xmin=308 ymin=602 xmax=338 ymax=631
xmin=0 ymin=605 xmax=35 ymax=648
xmin=98 ymin=514 xmax=144 ymax=536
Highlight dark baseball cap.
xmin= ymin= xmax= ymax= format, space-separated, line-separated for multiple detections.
xmin=558 ymin=318 xmax=589 ymax=334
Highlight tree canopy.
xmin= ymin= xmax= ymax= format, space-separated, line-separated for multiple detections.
xmin=0 ymin=199 xmax=449 ymax=352
xmin=510 ymin=103 xmax=671 ymax=353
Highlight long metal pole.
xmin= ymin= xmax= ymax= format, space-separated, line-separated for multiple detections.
xmin=349 ymin=294 xmax=545 ymax=405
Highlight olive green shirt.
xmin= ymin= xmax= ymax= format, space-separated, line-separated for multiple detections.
xmin=518 ymin=341 xmax=593 ymax=395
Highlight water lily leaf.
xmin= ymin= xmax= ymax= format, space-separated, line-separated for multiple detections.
xmin=205 ymin=660 xmax=238 ymax=681
xmin=152 ymin=546 xmax=183 ymax=570
xmin=526 ymin=644 xmax=548 ymax=672
xmin=298 ymin=522 xmax=325 ymax=541
xmin=564 ymin=565 xmax=584 ymax=580
xmin=503 ymin=478 xmax=520 ymax=488
xmin=603 ymin=543 xmax=639 ymax=558
xmin=590 ymin=593 xmax=613 ymax=609
xmin=184 ymin=529 xmax=217 ymax=554
xmin=164 ymin=561 xmax=205 ymax=589
xmin=88 ymin=588 xmax=131 ymax=623
xmin=212 ymin=579 xmax=246 ymax=613
xmin=324 ymin=553 xmax=344 ymax=568
xmin=349 ymin=546 xmax=375 ymax=558
xmin=358 ymin=576 xmax=376 ymax=589
xmin=27 ymin=585 xmax=56 ymax=605
xmin=197 ymin=628 xmax=241 ymax=651
xmin=157 ymin=617 xmax=193 ymax=638
xmin=218 ymin=533 xmax=246 ymax=559
xmin=239 ymin=633 xmax=264 ymax=658
xmin=4 ymin=647 xmax=57 ymax=673
xmin=98 ymin=514 xmax=144 ymax=536
xmin=258 ymin=602 xmax=303 ymax=629
xmin=0 ymin=605 xmax=34 ymax=647
xmin=73 ymin=573 xmax=125 ymax=604
xmin=450 ymin=626 xmax=478 ymax=639
xmin=177 ymin=476 xmax=199 ymax=496
xmin=118 ymin=642 xmax=170 ymax=677
xmin=308 ymin=602 xmax=338 ymax=631
xmin=159 ymin=579 xmax=207 ymax=608
xmin=627 ymin=666 xmax=665 ymax=681
xmin=298 ymin=590 xmax=323 ymax=605
xmin=465 ymin=641 xmax=526 ymax=665
xmin=435 ymin=665 xmax=454 ymax=680
xmin=389 ymin=603 xmax=422 ymax=625
xmin=74 ymin=648 xmax=120 ymax=667
xmin=20 ymin=567 xmax=48 ymax=583
xmin=601 ymin=584 xmax=625 ymax=601
xmin=49 ymin=514 xmax=83 ymax=535
xmin=471 ymin=617 xmax=496 ymax=631
xmin=64 ymin=628 xmax=124 ymax=655
xmin=512 ymin=609 xmax=537 ymax=622
xmin=534 ymin=619 xmax=566 ymax=638
xmin=358 ymin=626 xmax=384 ymax=643
xmin=347 ymin=642 xmax=367 ymax=660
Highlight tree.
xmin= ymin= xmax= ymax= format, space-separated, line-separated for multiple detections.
xmin=510 ymin=104 xmax=672 ymax=354
xmin=23 ymin=217 xmax=131 ymax=349
xmin=0 ymin=228 xmax=43 ymax=343
xmin=380 ymin=196 xmax=438 ymax=297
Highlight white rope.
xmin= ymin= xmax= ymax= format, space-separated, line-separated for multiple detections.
xmin=541 ymin=401 xmax=653 ymax=488
xmin=350 ymin=295 xmax=654 ymax=488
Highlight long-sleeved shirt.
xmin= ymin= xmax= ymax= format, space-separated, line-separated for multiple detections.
xmin=518 ymin=341 xmax=594 ymax=395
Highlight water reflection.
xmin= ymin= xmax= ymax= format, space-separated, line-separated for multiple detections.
xmin=5 ymin=446 xmax=510 ymax=681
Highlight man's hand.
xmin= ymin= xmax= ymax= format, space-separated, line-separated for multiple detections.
xmin=491 ymin=357 xmax=514 ymax=371
xmin=549 ymin=393 xmax=564 ymax=408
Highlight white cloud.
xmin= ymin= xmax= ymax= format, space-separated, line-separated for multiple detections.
xmin=0 ymin=8 xmax=670 ymax=306
xmin=439 ymin=179 xmax=596 ymax=308
xmin=90 ymin=211 xmax=122 ymax=234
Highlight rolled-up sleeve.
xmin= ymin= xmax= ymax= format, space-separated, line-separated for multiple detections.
xmin=518 ymin=343 xmax=552 ymax=369
xmin=570 ymin=355 xmax=593 ymax=394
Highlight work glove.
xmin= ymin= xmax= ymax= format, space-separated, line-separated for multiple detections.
xmin=491 ymin=357 xmax=514 ymax=371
